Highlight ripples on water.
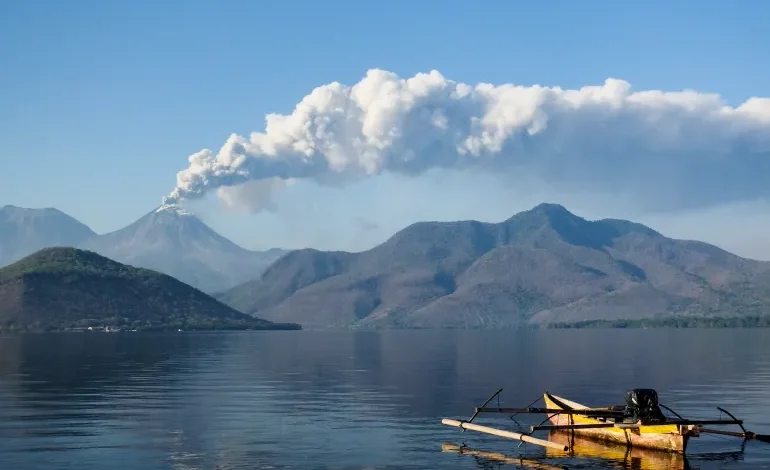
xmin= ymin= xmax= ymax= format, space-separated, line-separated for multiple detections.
xmin=1 ymin=329 xmax=770 ymax=469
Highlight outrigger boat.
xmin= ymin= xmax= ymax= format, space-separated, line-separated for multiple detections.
xmin=442 ymin=388 xmax=770 ymax=454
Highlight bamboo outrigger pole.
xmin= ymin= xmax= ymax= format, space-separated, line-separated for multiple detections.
xmin=441 ymin=419 xmax=569 ymax=451
xmin=441 ymin=387 xmax=568 ymax=452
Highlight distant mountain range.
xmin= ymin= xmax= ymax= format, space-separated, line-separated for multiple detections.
xmin=0 ymin=204 xmax=287 ymax=293
xmin=0 ymin=247 xmax=300 ymax=332
xmin=0 ymin=205 xmax=96 ymax=265
xmin=4 ymin=201 xmax=770 ymax=330
xmin=78 ymin=205 xmax=287 ymax=293
xmin=217 ymin=203 xmax=770 ymax=329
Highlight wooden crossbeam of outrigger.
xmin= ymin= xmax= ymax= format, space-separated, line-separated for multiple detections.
xmin=474 ymin=406 xmax=626 ymax=418
xmin=529 ymin=417 xmax=744 ymax=429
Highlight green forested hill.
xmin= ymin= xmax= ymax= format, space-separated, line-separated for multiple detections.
xmin=0 ymin=247 xmax=301 ymax=332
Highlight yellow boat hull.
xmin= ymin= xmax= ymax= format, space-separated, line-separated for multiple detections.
xmin=543 ymin=392 xmax=696 ymax=453
xmin=546 ymin=431 xmax=688 ymax=469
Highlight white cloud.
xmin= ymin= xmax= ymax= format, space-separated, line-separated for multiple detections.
xmin=163 ymin=69 xmax=770 ymax=214
xmin=215 ymin=178 xmax=294 ymax=214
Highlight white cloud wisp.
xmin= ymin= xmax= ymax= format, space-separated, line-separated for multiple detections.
xmin=164 ymin=69 xmax=770 ymax=213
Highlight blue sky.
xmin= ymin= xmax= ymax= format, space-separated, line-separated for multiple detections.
xmin=2 ymin=0 xmax=770 ymax=257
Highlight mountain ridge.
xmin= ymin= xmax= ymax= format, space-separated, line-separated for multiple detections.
xmin=0 ymin=205 xmax=97 ymax=266
xmin=0 ymin=247 xmax=301 ymax=332
xmin=218 ymin=203 xmax=770 ymax=329
xmin=78 ymin=204 xmax=288 ymax=293
xmin=0 ymin=203 xmax=288 ymax=293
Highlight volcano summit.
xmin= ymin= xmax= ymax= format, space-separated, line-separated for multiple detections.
xmin=79 ymin=204 xmax=286 ymax=293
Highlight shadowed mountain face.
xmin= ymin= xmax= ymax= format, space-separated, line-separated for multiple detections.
xmin=219 ymin=203 xmax=770 ymax=328
xmin=79 ymin=205 xmax=287 ymax=293
xmin=0 ymin=247 xmax=300 ymax=332
xmin=0 ymin=205 xmax=97 ymax=266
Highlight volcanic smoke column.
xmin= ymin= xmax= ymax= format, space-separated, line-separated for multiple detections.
xmin=163 ymin=69 xmax=770 ymax=213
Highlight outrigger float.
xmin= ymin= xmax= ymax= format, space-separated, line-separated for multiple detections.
xmin=442 ymin=388 xmax=770 ymax=454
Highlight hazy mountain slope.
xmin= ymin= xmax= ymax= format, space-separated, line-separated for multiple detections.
xmin=402 ymin=246 xmax=620 ymax=328
xmin=0 ymin=248 xmax=300 ymax=332
xmin=0 ymin=205 xmax=96 ymax=266
xmin=219 ymin=203 xmax=770 ymax=328
xmin=221 ymin=249 xmax=356 ymax=314
xmin=253 ymin=267 xmax=456 ymax=327
xmin=218 ymin=219 xmax=492 ymax=320
xmin=79 ymin=205 xmax=287 ymax=293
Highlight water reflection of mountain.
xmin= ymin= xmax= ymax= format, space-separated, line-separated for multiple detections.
xmin=0 ymin=332 xmax=231 ymax=393
xmin=6 ymin=329 xmax=763 ymax=408
xmin=3 ymin=330 xmax=767 ymax=421
xmin=0 ymin=336 xmax=21 ymax=377
xmin=232 ymin=329 xmax=770 ymax=417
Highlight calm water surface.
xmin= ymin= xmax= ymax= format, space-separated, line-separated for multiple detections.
xmin=1 ymin=329 xmax=770 ymax=469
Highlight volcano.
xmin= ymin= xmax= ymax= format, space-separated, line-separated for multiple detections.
xmin=79 ymin=204 xmax=286 ymax=293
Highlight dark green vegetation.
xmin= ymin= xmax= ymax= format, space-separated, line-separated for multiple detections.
xmin=218 ymin=203 xmax=770 ymax=329
xmin=548 ymin=315 xmax=770 ymax=329
xmin=0 ymin=248 xmax=301 ymax=333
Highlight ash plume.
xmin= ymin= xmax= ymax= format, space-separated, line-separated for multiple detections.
xmin=164 ymin=69 xmax=770 ymax=213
